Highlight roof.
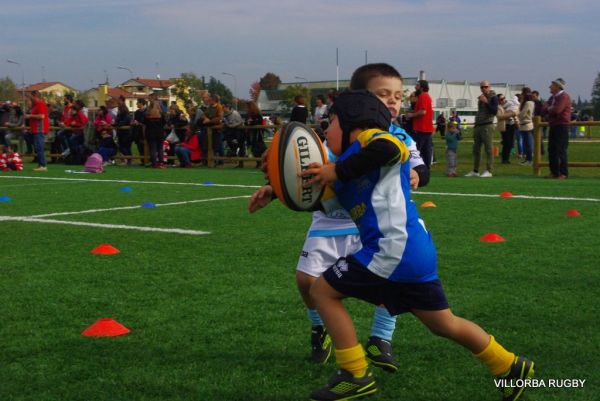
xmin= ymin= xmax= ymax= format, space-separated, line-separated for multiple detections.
xmin=129 ymin=78 xmax=174 ymax=88
xmin=107 ymin=87 xmax=139 ymax=99
xmin=24 ymin=81 xmax=77 ymax=93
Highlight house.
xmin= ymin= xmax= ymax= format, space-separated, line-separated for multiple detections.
xmin=119 ymin=78 xmax=177 ymax=105
xmin=80 ymin=85 xmax=142 ymax=109
xmin=23 ymin=82 xmax=78 ymax=99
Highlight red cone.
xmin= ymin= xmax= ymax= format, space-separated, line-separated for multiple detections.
xmin=90 ymin=244 xmax=120 ymax=255
xmin=480 ymin=233 xmax=506 ymax=242
xmin=499 ymin=192 xmax=513 ymax=198
xmin=565 ymin=209 xmax=581 ymax=217
xmin=82 ymin=318 xmax=130 ymax=337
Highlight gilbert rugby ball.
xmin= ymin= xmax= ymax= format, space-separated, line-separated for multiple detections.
xmin=267 ymin=122 xmax=328 ymax=211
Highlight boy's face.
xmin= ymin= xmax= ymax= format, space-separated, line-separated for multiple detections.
xmin=366 ymin=76 xmax=403 ymax=120
xmin=324 ymin=114 xmax=343 ymax=156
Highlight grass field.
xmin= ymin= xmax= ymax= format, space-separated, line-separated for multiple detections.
xmin=1 ymin=142 xmax=599 ymax=401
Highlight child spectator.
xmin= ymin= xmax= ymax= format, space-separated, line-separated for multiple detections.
xmin=0 ymin=144 xmax=23 ymax=171
xmin=445 ymin=122 xmax=461 ymax=177
xmin=145 ymin=100 xmax=167 ymax=168
xmin=175 ymin=130 xmax=201 ymax=167
xmin=301 ymin=90 xmax=534 ymax=401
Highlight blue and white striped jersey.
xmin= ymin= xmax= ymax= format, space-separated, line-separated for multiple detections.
xmin=333 ymin=129 xmax=438 ymax=283
xmin=307 ymin=124 xmax=423 ymax=238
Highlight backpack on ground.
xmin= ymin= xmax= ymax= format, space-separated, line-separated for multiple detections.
xmin=84 ymin=153 xmax=104 ymax=173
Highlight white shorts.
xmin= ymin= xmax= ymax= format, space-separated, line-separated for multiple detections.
xmin=296 ymin=234 xmax=362 ymax=277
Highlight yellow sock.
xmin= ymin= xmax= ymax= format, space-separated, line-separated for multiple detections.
xmin=336 ymin=344 xmax=368 ymax=378
xmin=474 ymin=335 xmax=515 ymax=376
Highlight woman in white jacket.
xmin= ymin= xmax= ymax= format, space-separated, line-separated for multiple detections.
xmin=518 ymin=88 xmax=535 ymax=165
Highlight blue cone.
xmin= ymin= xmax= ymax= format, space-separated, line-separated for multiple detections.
xmin=121 ymin=186 xmax=133 ymax=193
xmin=0 ymin=196 xmax=11 ymax=202
xmin=141 ymin=202 xmax=156 ymax=208
xmin=202 ymin=181 xmax=215 ymax=186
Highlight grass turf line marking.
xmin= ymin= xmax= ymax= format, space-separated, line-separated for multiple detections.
xmin=0 ymin=175 xmax=261 ymax=188
xmin=29 ymin=195 xmax=251 ymax=218
xmin=3 ymin=175 xmax=598 ymax=203
xmin=413 ymin=191 xmax=600 ymax=202
xmin=0 ymin=216 xmax=209 ymax=235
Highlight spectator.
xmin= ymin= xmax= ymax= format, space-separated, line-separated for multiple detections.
xmin=96 ymin=126 xmax=117 ymax=164
xmin=290 ymin=95 xmax=308 ymax=123
xmin=56 ymin=94 xmax=75 ymax=156
xmin=405 ymin=80 xmax=434 ymax=167
xmin=496 ymin=94 xmax=518 ymax=164
xmin=25 ymin=90 xmax=50 ymax=171
xmin=93 ymin=106 xmax=113 ymax=141
xmin=131 ymin=98 xmax=147 ymax=164
xmin=114 ymin=103 xmax=132 ymax=165
xmin=436 ymin=112 xmax=446 ymax=139
xmin=201 ymin=93 xmax=224 ymax=166
xmin=3 ymin=104 xmax=28 ymax=153
xmin=313 ymin=95 xmax=328 ymax=124
xmin=64 ymin=102 xmax=89 ymax=163
xmin=543 ymin=78 xmax=571 ymax=179
xmin=449 ymin=110 xmax=461 ymax=131
xmin=245 ymin=101 xmax=266 ymax=168
xmin=165 ymin=104 xmax=188 ymax=165
xmin=465 ymin=80 xmax=498 ymax=178
xmin=0 ymin=143 xmax=23 ymax=171
xmin=222 ymin=103 xmax=245 ymax=162
xmin=518 ymin=87 xmax=535 ymax=165
xmin=0 ymin=101 xmax=11 ymax=147
xmin=445 ymin=122 xmax=461 ymax=177
xmin=144 ymin=100 xmax=167 ymax=168
xmin=175 ymin=129 xmax=201 ymax=168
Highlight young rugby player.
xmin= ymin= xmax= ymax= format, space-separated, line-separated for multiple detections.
xmin=249 ymin=64 xmax=429 ymax=371
xmin=302 ymin=90 xmax=534 ymax=401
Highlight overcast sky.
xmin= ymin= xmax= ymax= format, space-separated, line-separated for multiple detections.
xmin=2 ymin=0 xmax=599 ymax=100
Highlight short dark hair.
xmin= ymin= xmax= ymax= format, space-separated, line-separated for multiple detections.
xmin=417 ymin=80 xmax=429 ymax=92
xmin=64 ymin=93 xmax=74 ymax=102
xmin=30 ymin=90 xmax=40 ymax=97
xmin=137 ymin=98 xmax=147 ymax=106
xmin=350 ymin=63 xmax=402 ymax=90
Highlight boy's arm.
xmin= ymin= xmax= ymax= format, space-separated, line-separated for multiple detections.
xmin=335 ymin=138 xmax=406 ymax=182
xmin=248 ymin=185 xmax=274 ymax=213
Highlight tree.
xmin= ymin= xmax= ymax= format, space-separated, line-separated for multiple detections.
xmin=206 ymin=76 xmax=233 ymax=105
xmin=283 ymin=84 xmax=310 ymax=110
xmin=0 ymin=77 xmax=19 ymax=102
xmin=259 ymin=72 xmax=281 ymax=90
xmin=249 ymin=81 xmax=261 ymax=102
xmin=174 ymin=72 xmax=206 ymax=106
xmin=591 ymin=71 xmax=600 ymax=120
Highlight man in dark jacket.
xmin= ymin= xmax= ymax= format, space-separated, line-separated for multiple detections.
xmin=543 ymin=78 xmax=571 ymax=179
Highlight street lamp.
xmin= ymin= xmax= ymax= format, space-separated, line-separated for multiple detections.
xmin=6 ymin=59 xmax=25 ymax=110
xmin=221 ymin=72 xmax=238 ymax=109
xmin=117 ymin=65 xmax=134 ymax=80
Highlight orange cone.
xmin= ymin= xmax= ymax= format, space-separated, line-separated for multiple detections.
xmin=565 ymin=209 xmax=581 ymax=217
xmin=90 ymin=244 xmax=120 ymax=255
xmin=82 ymin=318 xmax=130 ymax=337
xmin=499 ymin=192 xmax=513 ymax=198
xmin=421 ymin=201 xmax=437 ymax=208
xmin=480 ymin=233 xmax=506 ymax=242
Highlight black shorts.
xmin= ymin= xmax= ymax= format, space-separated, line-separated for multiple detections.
xmin=322 ymin=256 xmax=450 ymax=316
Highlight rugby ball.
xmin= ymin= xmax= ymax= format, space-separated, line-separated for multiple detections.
xmin=267 ymin=122 xmax=328 ymax=211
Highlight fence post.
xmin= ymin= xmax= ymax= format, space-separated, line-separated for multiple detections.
xmin=207 ymin=127 xmax=214 ymax=167
xmin=533 ymin=116 xmax=542 ymax=176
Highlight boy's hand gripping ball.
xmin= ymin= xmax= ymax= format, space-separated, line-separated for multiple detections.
xmin=267 ymin=122 xmax=328 ymax=211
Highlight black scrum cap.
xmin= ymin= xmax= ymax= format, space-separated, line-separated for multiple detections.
xmin=329 ymin=90 xmax=391 ymax=152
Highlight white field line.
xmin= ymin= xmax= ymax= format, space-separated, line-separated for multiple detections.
xmin=2 ymin=174 xmax=598 ymax=203
xmin=0 ymin=216 xmax=209 ymax=235
xmin=0 ymin=175 xmax=261 ymax=188
xmin=30 ymin=195 xmax=251 ymax=218
xmin=413 ymin=191 xmax=600 ymax=202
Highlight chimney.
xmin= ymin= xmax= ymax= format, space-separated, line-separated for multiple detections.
xmin=418 ymin=70 xmax=426 ymax=80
